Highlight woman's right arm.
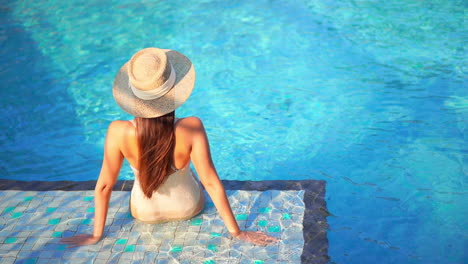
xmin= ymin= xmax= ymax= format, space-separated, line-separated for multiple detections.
xmin=60 ymin=121 xmax=124 ymax=247
xmin=189 ymin=117 xmax=279 ymax=246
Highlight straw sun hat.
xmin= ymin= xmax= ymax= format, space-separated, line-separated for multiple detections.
xmin=113 ymin=47 xmax=195 ymax=118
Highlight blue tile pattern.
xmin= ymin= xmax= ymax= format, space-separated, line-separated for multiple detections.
xmin=0 ymin=189 xmax=306 ymax=263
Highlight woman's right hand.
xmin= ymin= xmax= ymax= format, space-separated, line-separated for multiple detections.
xmin=233 ymin=231 xmax=280 ymax=246
xmin=59 ymin=234 xmax=101 ymax=248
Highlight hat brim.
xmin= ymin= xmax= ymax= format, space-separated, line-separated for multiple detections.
xmin=113 ymin=49 xmax=195 ymax=118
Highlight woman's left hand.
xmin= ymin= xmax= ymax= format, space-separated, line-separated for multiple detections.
xmin=59 ymin=234 xmax=101 ymax=248
xmin=233 ymin=231 xmax=280 ymax=246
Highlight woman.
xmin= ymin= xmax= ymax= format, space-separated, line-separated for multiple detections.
xmin=60 ymin=47 xmax=279 ymax=247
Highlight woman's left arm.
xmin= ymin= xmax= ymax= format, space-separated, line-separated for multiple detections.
xmin=60 ymin=121 xmax=124 ymax=247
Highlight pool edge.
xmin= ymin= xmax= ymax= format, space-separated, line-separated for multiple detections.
xmin=0 ymin=179 xmax=329 ymax=263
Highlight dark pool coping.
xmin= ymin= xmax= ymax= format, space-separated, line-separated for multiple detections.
xmin=0 ymin=179 xmax=329 ymax=263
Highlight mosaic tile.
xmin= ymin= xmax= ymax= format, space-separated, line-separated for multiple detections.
xmin=81 ymin=219 xmax=92 ymax=225
xmin=235 ymin=213 xmax=248 ymax=220
xmin=83 ymin=196 xmax=93 ymax=201
xmin=210 ymin=232 xmax=221 ymax=238
xmin=189 ymin=218 xmax=203 ymax=226
xmin=3 ymin=207 xmax=15 ymax=213
xmin=4 ymin=237 xmax=17 ymax=243
xmin=15 ymin=258 xmax=37 ymax=264
xmin=47 ymin=218 xmax=60 ymax=225
xmin=11 ymin=212 xmax=22 ymax=219
xmin=23 ymin=196 xmax=34 ymax=202
xmin=207 ymin=244 xmax=218 ymax=252
xmin=268 ymin=226 xmax=281 ymax=232
xmin=125 ymin=245 xmax=136 ymax=252
xmin=115 ymin=238 xmax=127 ymax=245
xmin=258 ymin=207 xmax=272 ymax=213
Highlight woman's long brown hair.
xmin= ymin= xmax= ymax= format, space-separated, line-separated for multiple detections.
xmin=135 ymin=111 xmax=175 ymax=199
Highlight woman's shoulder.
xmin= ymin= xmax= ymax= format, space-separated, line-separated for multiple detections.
xmin=176 ymin=116 xmax=203 ymax=126
xmin=105 ymin=120 xmax=136 ymax=139
xmin=175 ymin=116 xmax=206 ymax=135
xmin=107 ymin=120 xmax=134 ymax=130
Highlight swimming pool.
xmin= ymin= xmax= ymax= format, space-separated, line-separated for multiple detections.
xmin=0 ymin=0 xmax=466 ymax=263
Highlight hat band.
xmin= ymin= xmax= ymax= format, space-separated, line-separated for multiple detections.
xmin=130 ymin=64 xmax=176 ymax=100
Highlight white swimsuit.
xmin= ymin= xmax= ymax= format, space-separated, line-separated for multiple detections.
xmin=128 ymin=119 xmax=205 ymax=223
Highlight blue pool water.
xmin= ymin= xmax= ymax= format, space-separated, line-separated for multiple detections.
xmin=0 ymin=0 xmax=466 ymax=263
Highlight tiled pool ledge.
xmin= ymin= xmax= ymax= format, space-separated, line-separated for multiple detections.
xmin=0 ymin=179 xmax=329 ymax=263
